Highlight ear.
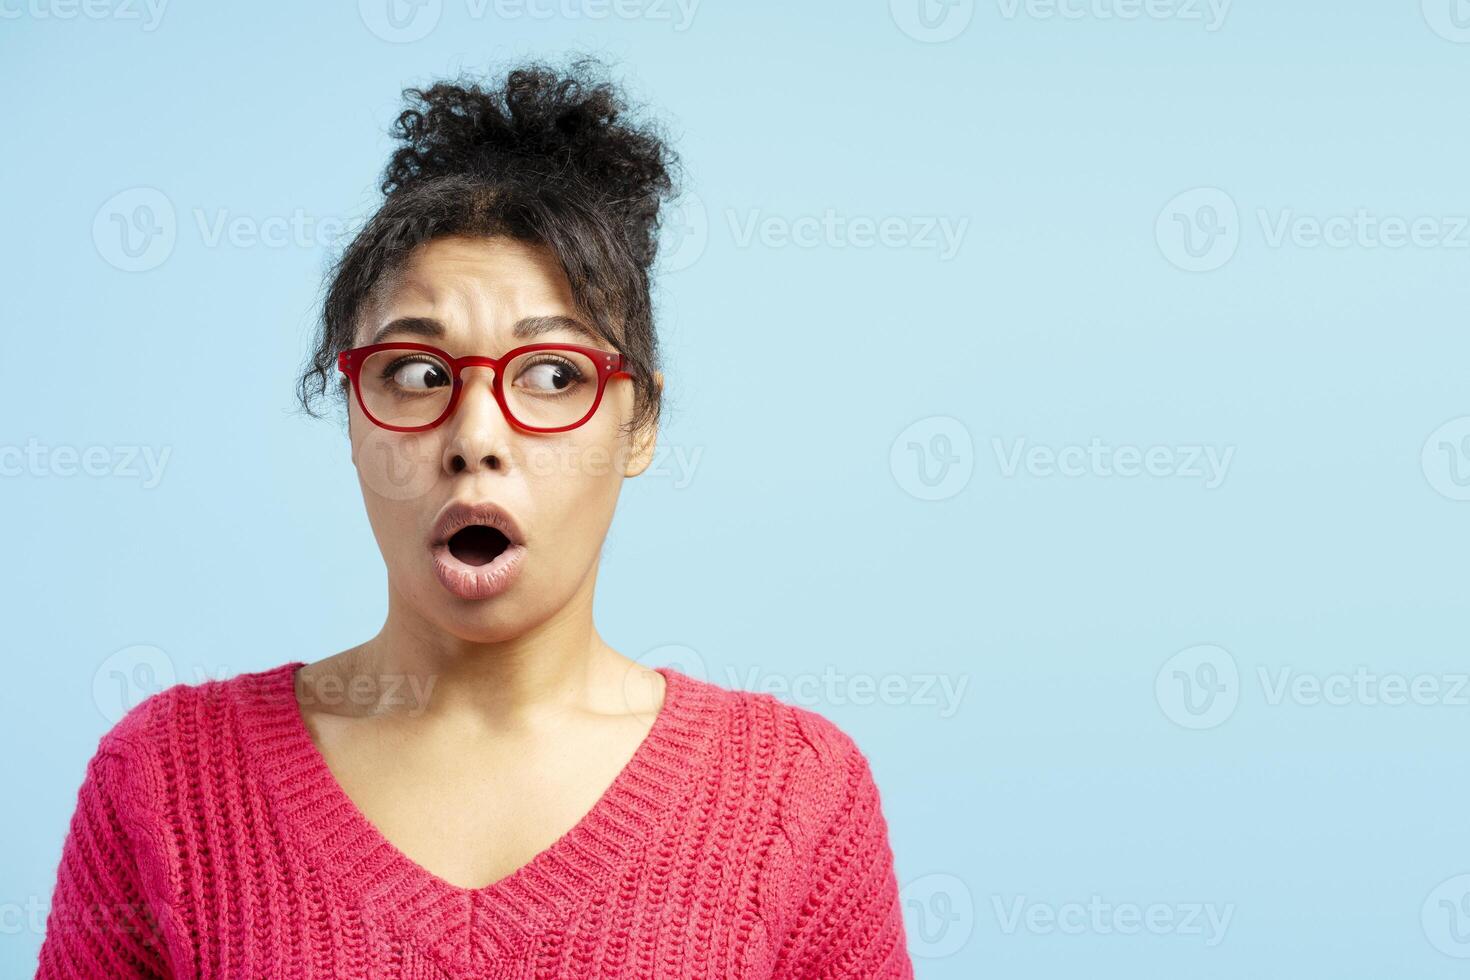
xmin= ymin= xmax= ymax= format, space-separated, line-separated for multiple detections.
xmin=345 ymin=391 xmax=359 ymax=464
xmin=622 ymin=370 xmax=664 ymax=478
xmin=340 ymin=376 xmax=360 ymax=462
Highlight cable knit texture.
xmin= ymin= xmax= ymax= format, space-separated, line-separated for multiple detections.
xmin=36 ymin=661 xmax=914 ymax=978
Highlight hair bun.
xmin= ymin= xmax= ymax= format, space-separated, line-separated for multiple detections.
xmin=382 ymin=58 xmax=677 ymax=267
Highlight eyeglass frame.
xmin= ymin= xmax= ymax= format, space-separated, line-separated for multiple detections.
xmin=337 ymin=340 xmax=631 ymax=434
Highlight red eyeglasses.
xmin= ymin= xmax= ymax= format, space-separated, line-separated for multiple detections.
xmin=338 ymin=341 xmax=630 ymax=433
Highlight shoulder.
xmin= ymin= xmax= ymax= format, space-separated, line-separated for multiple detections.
xmin=668 ymin=668 xmax=884 ymax=842
xmin=77 ymin=661 xmax=301 ymax=854
xmin=744 ymin=686 xmax=869 ymax=773
xmin=96 ymin=659 xmax=301 ymax=762
xmin=670 ymin=670 xmax=903 ymax=941
xmin=670 ymin=666 xmax=868 ymax=764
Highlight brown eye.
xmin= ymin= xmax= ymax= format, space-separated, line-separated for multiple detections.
xmin=387 ymin=358 xmax=450 ymax=391
xmin=514 ymin=357 xmax=583 ymax=394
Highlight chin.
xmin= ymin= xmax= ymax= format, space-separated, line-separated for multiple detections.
xmin=420 ymin=590 xmax=534 ymax=642
xmin=435 ymin=612 xmax=529 ymax=645
xmin=418 ymin=560 xmax=577 ymax=640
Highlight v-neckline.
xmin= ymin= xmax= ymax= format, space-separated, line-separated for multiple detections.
xmin=235 ymin=659 xmax=710 ymax=969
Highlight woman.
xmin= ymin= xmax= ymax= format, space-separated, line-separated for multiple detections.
xmin=37 ymin=59 xmax=914 ymax=979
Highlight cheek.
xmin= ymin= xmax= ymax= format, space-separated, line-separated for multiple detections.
xmin=521 ymin=428 xmax=627 ymax=541
xmin=349 ymin=410 xmax=443 ymax=565
xmin=521 ymin=436 xmax=620 ymax=502
xmin=349 ymin=404 xmax=444 ymax=504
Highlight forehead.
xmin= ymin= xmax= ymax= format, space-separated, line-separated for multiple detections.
xmin=363 ymin=235 xmax=580 ymax=344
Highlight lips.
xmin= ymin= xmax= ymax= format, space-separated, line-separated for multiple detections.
xmin=429 ymin=500 xmax=527 ymax=600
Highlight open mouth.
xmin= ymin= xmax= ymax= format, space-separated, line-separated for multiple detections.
xmin=429 ymin=500 xmax=526 ymax=600
xmin=431 ymin=523 xmax=526 ymax=600
xmin=445 ymin=524 xmax=511 ymax=567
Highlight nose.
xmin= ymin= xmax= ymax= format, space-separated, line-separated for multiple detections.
xmin=440 ymin=365 xmax=513 ymax=475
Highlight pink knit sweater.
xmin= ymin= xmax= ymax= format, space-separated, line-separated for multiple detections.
xmin=36 ymin=661 xmax=914 ymax=978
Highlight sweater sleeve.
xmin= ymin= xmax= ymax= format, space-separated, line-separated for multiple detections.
xmin=35 ymin=738 xmax=171 ymax=979
xmin=773 ymin=726 xmax=915 ymax=980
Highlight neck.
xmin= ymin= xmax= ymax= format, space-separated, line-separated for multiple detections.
xmin=325 ymin=555 xmax=641 ymax=726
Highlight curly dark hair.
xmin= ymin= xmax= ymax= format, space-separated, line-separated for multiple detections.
xmin=297 ymin=56 xmax=680 ymax=436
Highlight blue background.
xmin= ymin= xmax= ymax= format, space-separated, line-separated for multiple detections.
xmin=5 ymin=1 xmax=1470 ymax=976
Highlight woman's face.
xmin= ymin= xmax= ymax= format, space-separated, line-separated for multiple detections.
xmin=346 ymin=234 xmax=659 ymax=641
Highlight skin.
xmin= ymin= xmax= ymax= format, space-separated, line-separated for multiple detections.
xmin=294 ymin=234 xmax=667 ymax=891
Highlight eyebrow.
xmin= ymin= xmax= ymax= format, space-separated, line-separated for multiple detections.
xmin=368 ymin=314 xmax=603 ymax=347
